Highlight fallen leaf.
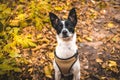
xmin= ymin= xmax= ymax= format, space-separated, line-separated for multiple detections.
xmin=112 ymin=35 xmax=119 ymax=43
xmin=96 ymin=58 xmax=103 ymax=63
xmin=78 ymin=37 xmax=82 ymax=42
xmin=101 ymin=76 xmax=106 ymax=79
xmin=48 ymin=52 xmax=54 ymax=60
xmin=54 ymin=6 xmax=63 ymax=11
xmin=85 ymin=37 xmax=93 ymax=42
xmin=108 ymin=60 xmax=117 ymax=67
xmin=28 ymin=68 xmax=33 ymax=73
xmin=44 ymin=64 xmax=52 ymax=78
xmin=9 ymin=19 xmax=19 ymax=26
xmin=107 ymin=22 xmax=115 ymax=28
xmin=100 ymin=9 xmax=107 ymax=14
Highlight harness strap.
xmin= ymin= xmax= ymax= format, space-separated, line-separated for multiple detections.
xmin=54 ymin=50 xmax=78 ymax=76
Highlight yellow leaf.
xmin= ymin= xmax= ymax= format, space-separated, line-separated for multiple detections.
xmin=9 ymin=52 xmax=21 ymax=58
xmin=90 ymin=9 xmax=96 ymax=13
xmin=55 ymin=6 xmax=63 ymax=11
xmin=63 ymin=15 xmax=67 ymax=19
xmin=101 ymin=76 xmax=106 ymax=79
xmin=49 ymin=52 xmax=54 ymax=60
xmin=48 ymin=63 xmax=53 ymax=72
xmin=96 ymin=58 xmax=103 ymax=63
xmin=37 ymin=34 xmax=42 ymax=39
xmin=108 ymin=60 xmax=117 ymax=67
xmin=3 ymin=8 xmax=11 ymax=14
xmin=28 ymin=68 xmax=33 ymax=73
xmin=9 ymin=20 xmax=19 ymax=26
xmin=16 ymin=14 xmax=27 ymax=20
xmin=44 ymin=65 xmax=52 ymax=78
xmin=85 ymin=37 xmax=93 ymax=42
xmin=40 ymin=59 xmax=45 ymax=64
xmin=14 ymin=68 xmax=21 ymax=72
xmin=0 ymin=53 xmax=3 ymax=58
xmin=100 ymin=9 xmax=107 ymax=14
xmin=112 ymin=35 xmax=119 ymax=43
xmin=107 ymin=22 xmax=114 ymax=28
xmin=20 ymin=21 xmax=28 ymax=27
xmin=78 ymin=37 xmax=82 ymax=42
xmin=111 ymin=47 xmax=115 ymax=54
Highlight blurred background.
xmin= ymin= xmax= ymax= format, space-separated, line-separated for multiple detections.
xmin=0 ymin=0 xmax=120 ymax=80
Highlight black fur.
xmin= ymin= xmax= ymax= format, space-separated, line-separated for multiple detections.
xmin=49 ymin=8 xmax=77 ymax=35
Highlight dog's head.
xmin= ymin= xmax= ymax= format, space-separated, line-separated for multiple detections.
xmin=49 ymin=8 xmax=77 ymax=41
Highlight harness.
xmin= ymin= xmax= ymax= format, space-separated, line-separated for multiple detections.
xmin=54 ymin=51 xmax=78 ymax=76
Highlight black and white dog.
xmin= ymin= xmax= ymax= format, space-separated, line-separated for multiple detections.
xmin=49 ymin=8 xmax=80 ymax=80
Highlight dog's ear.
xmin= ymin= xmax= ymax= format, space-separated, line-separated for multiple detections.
xmin=49 ymin=12 xmax=60 ymax=29
xmin=68 ymin=8 xmax=77 ymax=27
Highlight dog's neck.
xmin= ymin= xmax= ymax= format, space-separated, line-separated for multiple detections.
xmin=55 ymin=33 xmax=77 ymax=59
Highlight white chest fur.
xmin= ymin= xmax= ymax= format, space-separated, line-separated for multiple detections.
xmin=55 ymin=33 xmax=77 ymax=59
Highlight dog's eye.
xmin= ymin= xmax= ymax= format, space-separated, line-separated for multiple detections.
xmin=58 ymin=24 xmax=63 ymax=30
xmin=65 ymin=23 xmax=69 ymax=27
xmin=59 ymin=24 xmax=63 ymax=27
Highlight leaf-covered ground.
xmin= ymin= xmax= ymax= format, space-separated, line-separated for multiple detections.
xmin=1 ymin=0 xmax=120 ymax=80
xmin=19 ymin=0 xmax=120 ymax=80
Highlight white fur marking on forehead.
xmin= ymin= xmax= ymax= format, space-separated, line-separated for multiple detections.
xmin=61 ymin=21 xmax=65 ymax=28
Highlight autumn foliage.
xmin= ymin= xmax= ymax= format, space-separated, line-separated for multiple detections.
xmin=0 ymin=0 xmax=120 ymax=80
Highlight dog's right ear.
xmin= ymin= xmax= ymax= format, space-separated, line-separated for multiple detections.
xmin=68 ymin=8 xmax=77 ymax=27
xmin=49 ymin=12 xmax=60 ymax=29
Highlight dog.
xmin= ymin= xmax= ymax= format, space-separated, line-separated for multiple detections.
xmin=49 ymin=8 xmax=80 ymax=80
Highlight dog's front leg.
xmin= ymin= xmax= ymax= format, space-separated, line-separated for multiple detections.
xmin=72 ymin=59 xmax=80 ymax=80
xmin=55 ymin=71 xmax=61 ymax=80
xmin=73 ymin=72 xmax=80 ymax=80
xmin=53 ymin=60 xmax=61 ymax=80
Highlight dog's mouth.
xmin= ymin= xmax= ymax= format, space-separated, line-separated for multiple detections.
xmin=62 ymin=35 xmax=73 ymax=41
xmin=62 ymin=35 xmax=69 ymax=38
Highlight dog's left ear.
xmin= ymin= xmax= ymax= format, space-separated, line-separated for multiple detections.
xmin=49 ymin=12 xmax=60 ymax=29
xmin=68 ymin=8 xmax=77 ymax=27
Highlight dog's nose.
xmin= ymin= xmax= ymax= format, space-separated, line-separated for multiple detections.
xmin=62 ymin=30 xmax=67 ymax=35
